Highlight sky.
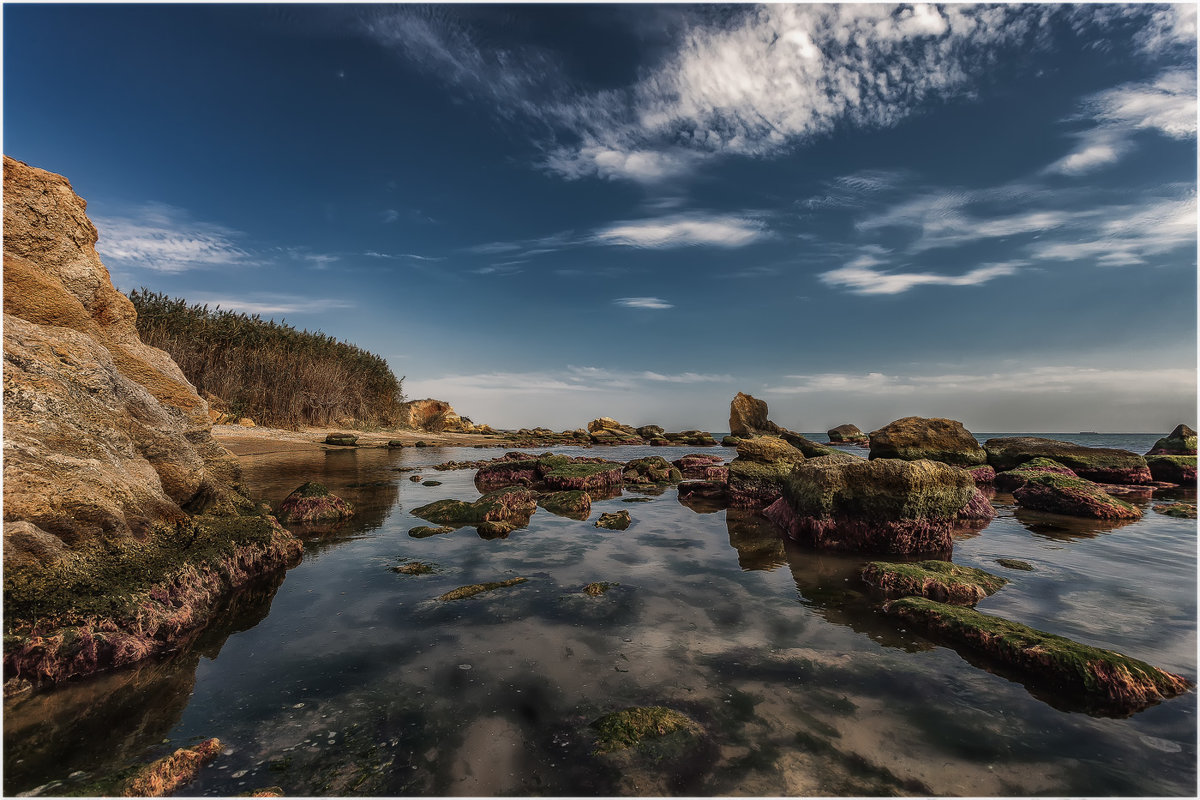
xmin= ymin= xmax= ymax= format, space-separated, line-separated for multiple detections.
xmin=4 ymin=2 xmax=1196 ymax=433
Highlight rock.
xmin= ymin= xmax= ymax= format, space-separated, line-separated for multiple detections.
xmin=764 ymin=457 xmax=979 ymax=556
xmin=412 ymin=487 xmax=538 ymax=530
xmin=589 ymin=427 xmax=643 ymax=445
xmin=237 ymin=418 xmax=255 ymax=427
xmin=595 ymin=510 xmax=632 ymax=530
xmin=2 ymin=157 xmax=301 ymax=688
xmin=637 ymin=424 xmax=666 ymax=439
xmin=387 ymin=440 xmax=405 ymax=448
xmin=860 ymin=560 xmax=1007 ymax=605
xmin=1147 ymin=424 xmax=1197 ymax=455
xmin=720 ymin=435 xmax=742 ymax=447
xmin=591 ymin=707 xmax=702 ymax=755
xmin=409 ymin=475 xmax=423 ymax=482
xmin=965 ymin=464 xmax=995 ymax=484
xmin=677 ymin=481 xmax=729 ymax=502
xmin=672 ymin=453 xmax=726 ymax=480
xmin=409 ymin=525 xmax=455 ymax=538
xmin=726 ymin=436 xmax=806 ymax=507
xmin=667 ymin=430 xmax=718 ymax=447
xmin=422 ymin=480 xmax=442 ymax=487
xmin=588 ymin=416 xmax=640 ymax=436
xmin=436 ymin=577 xmax=528 ymax=602
xmin=985 ymin=437 xmax=1151 ymax=484
xmin=398 ymin=398 xmax=477 ymax=433
xmin=827 ymin=424 xmax=868 ymax=444
xmin=868 ymin=417 xmax=987 ymax=467
xmin=538 ymin=490 xmax=592 ymax=520
xmin=1146 ymin=455 xmax=1197 ymax=486
xmin=583 ymin=581 xmax=617 ymax=596
xmin=277 ymin=482 xmax=354 ymax=523
xmin=995 ymin=558 xmax=1035 ymax=571
xmin=122 ymin=737 xmax=222 ymax=797
xmin=622 ymin=456 xmax=683 ymax=485
xmin=778 ymin=431 xmax=854 ymax=460
xmin=1012 ymin=473 xmax=1142 ymax=519
xmin=474 ymin=453 xmax=551 ymax=491
xmin=542 ymin=461 xmax=625 ymax=492
xmin=729 ymin=392 xmax=783 ymax=438
xmin=391 ymin=561 xmax=435 ymax=575
xmin=324 ymin=433 xmax=358 ymax=446
xmin=1156 ymin=503 xmax=1197 ymax=519
xmin=414 ymin=440 xmax=431 ymax=448
xmin=885 ymin=597 xmax=1193 ymax=715
xmin=993 ymin=457 xmax=1079 ymax=492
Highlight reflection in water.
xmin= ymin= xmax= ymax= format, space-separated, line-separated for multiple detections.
xmin=1013 ymin=507 xmax=1140 ymax=540
xmin=724 ymin=508 xmax=787 ymax=570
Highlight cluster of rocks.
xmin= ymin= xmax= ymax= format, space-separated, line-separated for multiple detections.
xmin=584 ymin=417 xmax=717 ymax=447
xmin=397 ymin=398 xmax=493 ymax=434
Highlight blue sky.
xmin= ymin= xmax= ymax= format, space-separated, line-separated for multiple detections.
xmin=5 ymin=3 xmax=1196 ymax=432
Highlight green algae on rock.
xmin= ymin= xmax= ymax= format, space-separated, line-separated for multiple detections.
xmin=622 ymin=456 xmax=684 ymax=485
xmin=538 ymin=490 xmax=592 ymax=520
xmin=868 ymin=416 xmax=987 ymax=466
xmin=996 ymin=558 xmax=1035 ymax=571
xmin=993 ymin=457 xmax=1078 ymax=492
xmin=590 ymin=706 xmax=703 ymax=754
xmin=861 ymin=560 xmax=1007 ymax=606
xmin=121 ymin=737 xmax=222 ymax=797
xmin=1156 ymin=503 xmax=1197 ymax=519
xmin=885 ymin=597 xmax=1193 ymax=715
xmin=542 ymin=461 xmax=625 ymax=491
xmin=1146 ymin=455 xmax=1197 ymax=486
xmin=277 ymin=481 xmax=354 ymax=524
xmin=412 ymin=487 xmax=538 ymax=529
xmin=436 ymin=577 xmax=528 ymax=602
xmin=324 ymin=433 xmax=358 ymax=446
xmin=391 ymin=561 xmax=435 ymax=575
xmin=984 ymin=437 xmax=1151 ymax=484
xmin=1147 ymin=424 xmax=1198 ymax=456
xmin=595 ymin=510 xmax=632 ymax=530
xmin=583 ymin=581 xmax=618 ymax=596
xmin=1012 ymin=473 xmax=1142 ymax=519
xmin=408 ymin=525 xmax=454 ymax=538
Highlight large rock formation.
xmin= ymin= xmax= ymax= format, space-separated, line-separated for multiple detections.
xmin=2 ymin=156 xmax=301 ymax=691
xmin=827 ymin=424 xmax=868 ymax=445
xmin=397 ymin=398 xmax=477 ymax=433
xmin=727 ymin=435 xmax=807 ymax=507
xmin=868 ymin=416 xmax=987 ymax=466
xmin=728 ymin=392 xmax=783 ymax=438
xmin=1147 ymin=424 xmax=1197 ymax=456
xmin=984 ymin=437 xmax=1151 ymax=485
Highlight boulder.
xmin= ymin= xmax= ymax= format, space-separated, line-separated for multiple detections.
xmin=720 ymin=435 xmax=742 ymax=447
xmin=1146 ymin=455 xmax=1197 ymax=486
xmin=1156 ymin=503 xmax=1197 ymax=519
xmin=778 ymin=431 xmax=854 ymax=460
xmin=1012 ymin=473 xmax=1142 ymax=519
xmin=2 ymin=157 xmax=301 ymax=690
xmin=1147 ymin=424 xmax=1197 ymax=456
xmin=587 ymin=416 xmax=640 ymax=436
xmin=595 ymin=510 xmax=632 ymax=530
xmin=764 ymin=457 xmax=979 ymax=555
xmin=412 ymin=487 xmax=538 ymax=530
xmin=860 ymin=560 xmax=1007 ymax=606
xmin=622 ymin=456 xmax=683 ymax=485
xmin=277 ymin=482 xmax=354 ymax=524
xmin=590 ymin=707 xmax=702 ymax=754
xmin=965 ymin=464 xmax=995 ymax=484
xmin=663 ymin=430 xmax=717 ymax=447
xmin=993 ymin=457 xmax=1079 ymax=492
xmin=672 ymin=453 xmax=725 ymax=480
xmin=538 ymin=490 xmax=592 ymax=520
xmin=885 ymin=597 xmax=1193 ymax=715
xmin=827 ymin=424 xmax=868 ymax=444
xmin=543 ymin=461 xmax=625 ymax=491
xmin=727 ymin=436 xmax=806 ymax=507
xmin=324 ymin=432 xmax=357 ymax=446
xmin=868 ymin=417 xmax=987 ymax=467
xmin=589 ymin=427 xmax=643 ymax=445
xmin=474 ymin=457 xmax=546 ymax=491
xmin=728 ymin=392 xmax=782 ymax=438
xmin=985 ymin=437 xmax=1151 ymax=484
xmin=398 ymin=398 xmax=476 ymax=433
xmin=637 ymin=424 xmax=666 ymax=439
xmin=677 ymin=480 xmax=730 ymax=502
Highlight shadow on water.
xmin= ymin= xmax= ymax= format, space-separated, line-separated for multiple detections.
xmin=2 ymin=570 xmax=289 ymax=795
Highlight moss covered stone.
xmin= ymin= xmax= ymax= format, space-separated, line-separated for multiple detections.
xmin=436 ymin=577 xmax=527 ymax=601
xmin=277 ymin=482 xmax=354 ymax=524
xmin=885 ymin=597 xmax=1193 ymax=714
xmin=583 ymin=581 xmax=618 ymax=596
xmin=590 ymin=707 xmax=702 ymax=754
xmin=542 ymin=461 xmax=624 ymax=491
xmin=868 ymin=417 xmax=986 ymax=466
xmin=827 ymin=424 xmax=868 ymax=444
xmin=538 ymin=490 xmax=592 ymax=520
xmin=595 ymin=510 xmax=632 ymax=530
xmin=623 ymin=456 xmax=684 ymax=485
xmin=412 ymin=487 xmax=538 ymax=529
xmin=123 ymin=737 xmax=222 ymax=796
xmin=1012 ymin=473 xmax=1141 ymax=519
xmin=1156 ymin=503 xmax=1197 ymax=519
xmin=861 ymin=560 xmax=1007 ymax=606
xmin=993 ymin=458 xmax=1077 ymax=492
xmin=324 ymin=433 xmax=358 ymax=446
xmin=391 ymin=561 xmax=435 ymax=575
xmin=985 ymin=437 xmax=1151 ymax=484
xmin=996 ymin=558 xmax=1035 ymax=571
xmin=721 ymin=435 xmax=742 ymax=447
xmin=1146 ymin=455 xmax=1197 ymax=485
xmin=1147 ymin=424 xmax=1198 ymax=456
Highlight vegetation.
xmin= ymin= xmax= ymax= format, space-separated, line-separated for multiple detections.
xmin=861 ymin=560 xmax=1007 ymax=605
xmin=436 ymin=578 xmax=528 ymax=602
xmin=590 ymin=707 xmax=702 ymax=754
xmin=130 ymin=289 xmax=404 ymax=429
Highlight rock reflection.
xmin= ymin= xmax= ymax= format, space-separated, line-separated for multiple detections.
xmin=724 ymin=509 xmax=787 ymax=571
xmin=1013 ymin=507 xmax=1140 ymax=540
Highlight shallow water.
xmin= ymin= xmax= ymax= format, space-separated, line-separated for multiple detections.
xmin=4 ymin=435 xmax=1196 ymax=796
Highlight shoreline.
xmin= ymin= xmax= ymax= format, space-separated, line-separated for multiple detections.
xmin=211 ymin=423 xmax=511 ymax=457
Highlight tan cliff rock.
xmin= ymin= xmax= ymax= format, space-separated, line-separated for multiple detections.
xmin=2 ymin=156 xmax=301 ymax=691
xmin=398 ymin=397 xmax=479 ymax=433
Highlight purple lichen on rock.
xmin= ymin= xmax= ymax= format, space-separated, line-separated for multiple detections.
xmin=1012 ymin=473 xmax=1142 ymax=519
xmin=277 ymin=482 xmax=354 ymax=523
xmin=985 ymin=437 xmax=1151 ymax=485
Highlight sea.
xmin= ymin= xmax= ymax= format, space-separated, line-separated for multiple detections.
xmin=4 ymin=433 xmax=1195 ymax=796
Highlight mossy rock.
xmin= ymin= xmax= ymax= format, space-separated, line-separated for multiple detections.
xmin=779 ymin=431 xmax=856 ymax=460
xmin=122 ymin=737 xmax=223 ymax=796
xmin=885 ymin=597 xmax=1193 ymax=715
xmin=993 ymin=458 xmax=1077 ymax=491
xmin=408 ymin=525 xmax=455 ymax=538
xmin=1146 ymin=455 xmax=1197 ymax=485
xmin=783 ymin=457 xmax=976 ymax=521
xmin=861 ymin=560 xmax=1007 ymax=606
xmin=436 ymin=577 xmax=527 ymax=601
xmin=595 ymin=510 xmax=632 ymax=530
xmin=590 ymin=706 xmax=702 ymax=755
xmin=324 ymin=433 xmax=358 ymax=446
xmin=1147 ymin=424 xmax=1198 ymax=455
xmin=1012 ymin=473 xmax=1141 ymax=519
xmin=391 ymin=561 xmax=435 ymax=575
xmin=583 ymin=581 xmax=618 ymax=597
xmin=414 ymin=441 xmax=431 ymax=448
xmin=985 ymin=437 xmax=1150 ymax=484
xmin=1155 ymin=503 xmax=1197 ymax=519
xmin=868 ymin=417 xmax=986 ymax=466
xmin=538 ymin=490 xmax=592 ymax=520
xmin=542 ymin=461 xmax=624 ymax=491
xmin=411 ymin=487 xmax=538 ymax=528
xmin=277 ymin=482 xmax=354 ymax=523
xmin=995 ymin=558 xmax=1035 ymax=571
xmin=387 ymin=440 xmax=405 ymax=448
xmin=422 ymin=480 xmax=443 ymax=487
xmin=735 ymin=435 xmax=806 ymax=465
xmin=720 ymin=435 xmax=742 ymax=447
xmin=623 ymin=456 xmax=684 ymax=485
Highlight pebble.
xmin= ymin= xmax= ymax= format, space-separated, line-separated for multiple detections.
xmin=458 ymin=664 xmax=472 ymax=670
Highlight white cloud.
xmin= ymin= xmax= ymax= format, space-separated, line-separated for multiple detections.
xmin=1030 ymin=194 xmax=1197 ymax=267
xmin=640 ymin=371 xmax=734 ymax=383
xmin=615 ymin=297 xmax=674 ymax=310
xmin=189 ymin=295 xmax=354 ymax=316
xmin=592 ymin=212 xmax=767 ymax=248
xmin=94 ymin=204 xmax=250 ymax=273
xmin=819 ymin=262 xmax=1019 ymax=295
xmin=363 ymin=251 xmax=445 ymax=262
xmin=1134 ymin=4 xmax=1197 ymax=55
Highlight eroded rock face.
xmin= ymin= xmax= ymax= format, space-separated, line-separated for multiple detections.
xmin=727 ymin=436 xmax=806 ymax=507
xmin=868 ymin=416 xmax=987 ymax=466
xmin=985 ymin=437 xmax=1151 ymax=485
xmin=1146 ymin=455 xmax=1197 ymax=486
xmin=398 ymin=398 xmax=476 ymax=432
xmin=728 ymin=392 xmax=782 ymax=438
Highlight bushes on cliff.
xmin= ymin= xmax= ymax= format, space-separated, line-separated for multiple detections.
xmin=130 ymin=290 xmax=405 ymax=429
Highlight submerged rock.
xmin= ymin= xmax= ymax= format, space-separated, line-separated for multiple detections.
xmin=861 ymin=560 xmax=1007 ymax=606
xmin=538 ymin=490 xmax=592 ymax=520
xmin=827 ymin=423 xmax=869 ymax=444
xmin=676 ymin=480 xmax=730 ymax=504
xmin=1155 ymin=503 xmax=1197 ymax=519
xmin=324 ymin=433 xmax=358 ymax=446
xmin=590 ymin=707 xmax=702 ymax=755
xmin=409 ymin=525 xmax=455 ymax=538
xmin=1012 ymin=473 xmax=1142 ymax=519
xmin=436 ymin=577 xmax=528 ymax=602
xmin=623 ymin=456 xmax=683 ymax=485
xmin=868 ymin=417 xmax=987 ymax=467
xmin=672 ymin=453 xmax=726 ymax=480
xmin=1147 ymin=424 xmax=1197 ymax=456
xmin=885 ymin=597 xmax=1193 ymax=715
xmin=985 ymin=437 xmax=1151 ymax=485
xmin=391 ymin=561 xmax=435 ymax=575
xmin=1146 ymin=455 xmax=1197 ymax=486
xmin=595 ymin=510 xmax=632 ymax=530
xmin=122 ymin=737 xmax=222 ymax=797
xmin=277 ymin=482 xmax=354 ymax=524
xmin=995 ymin=558 xmax=1035 ymax=571
xmin=412 ymin=487 xmax=538 ymax=530
xmin=543 ymin=461 xmax=625 ymax=492
xmin=993 ymin=457 xmax=1078 ymax=492
xmin=764 ymin=457 xmax=979 ymax=556
xmin=583 ymin=581 xmax=618 ymax=597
